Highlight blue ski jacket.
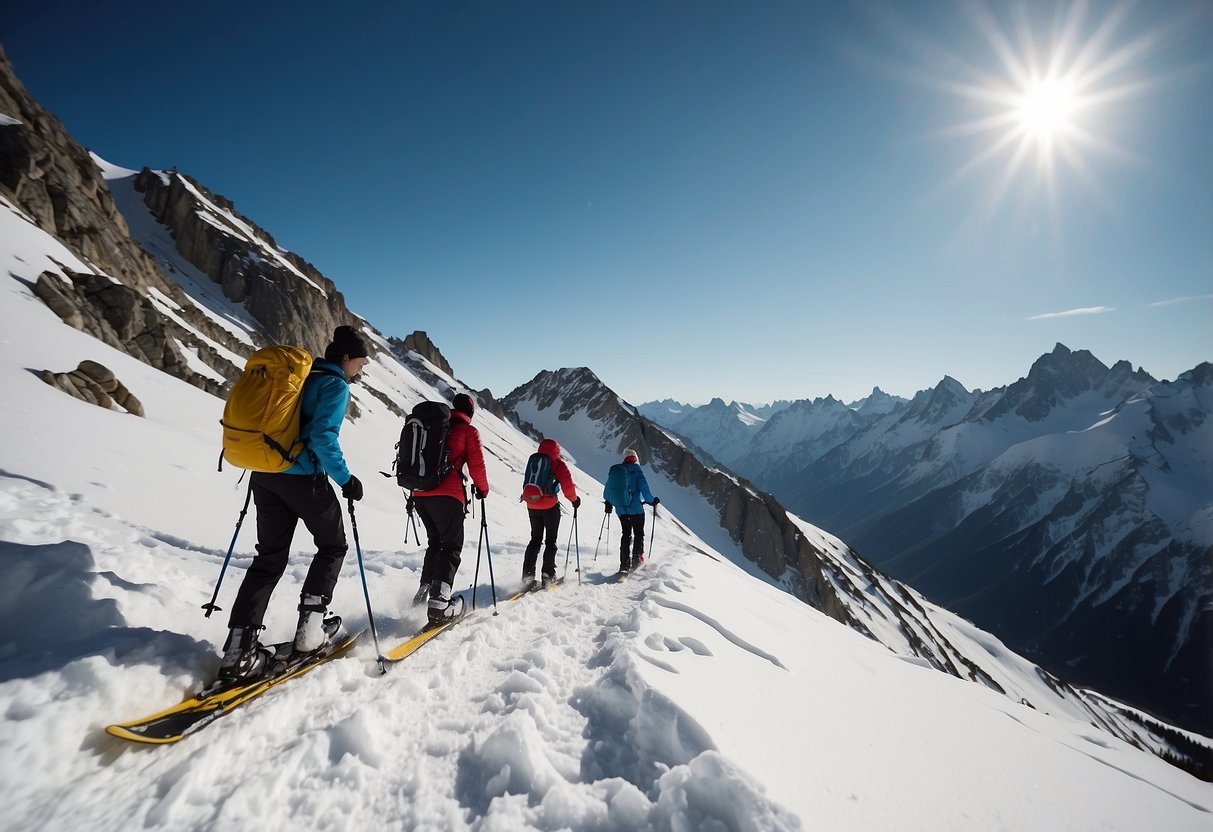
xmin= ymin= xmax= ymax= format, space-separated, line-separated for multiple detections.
xmin=285 ymin=359 xmax=353 ymax=486
xmin=604 ymin=462 xmax=654 ymax=516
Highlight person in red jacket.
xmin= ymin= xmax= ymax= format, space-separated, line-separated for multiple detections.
xmin=520 ymin=438 xmax=580 ymax=588
xmin=411 ymin=392 xmax=490 ymax=625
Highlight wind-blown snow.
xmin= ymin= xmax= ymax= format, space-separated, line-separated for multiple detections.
xmin=2 ymin=194 xmax=1211 ymax=831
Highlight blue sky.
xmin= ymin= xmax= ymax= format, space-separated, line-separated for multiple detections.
xmin=6 ymin=1 xmax=1210 ymax=405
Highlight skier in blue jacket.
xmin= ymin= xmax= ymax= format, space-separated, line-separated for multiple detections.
xmin=603 ymin=448 xmax=659 ymax=575
xmin=220 ymin=325 xmax=369 ymax=682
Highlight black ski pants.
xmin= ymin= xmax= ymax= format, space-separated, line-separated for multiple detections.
xmin=228 ymin=472 xmax=347 ymax=630
xmin=415 ymin=495 xmax=466 ymax=587
xmin=523 ymin=506 xmax=560 ymax=578
xmin=619 ymin=512 xmax=645 ymax=567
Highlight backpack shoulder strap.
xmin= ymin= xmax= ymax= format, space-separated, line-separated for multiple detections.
xmin=309 ymin=366 xmax=346 ymax=382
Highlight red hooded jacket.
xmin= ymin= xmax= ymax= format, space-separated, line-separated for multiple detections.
xmin=524 ymin=438 xmax=577 ymax=511
xmin=413 ymin=410 xmax=490 ymax=504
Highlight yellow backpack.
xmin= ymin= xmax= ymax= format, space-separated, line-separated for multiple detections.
xmin=220 ymin=345 xmax=315 ymax=472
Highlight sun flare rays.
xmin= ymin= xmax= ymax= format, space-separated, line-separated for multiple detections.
xmin=916 ymin=0 xmax=1187 ymax=219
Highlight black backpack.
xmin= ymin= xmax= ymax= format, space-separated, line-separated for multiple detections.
xmin=395 ymin=401 xmax=453 ymax=490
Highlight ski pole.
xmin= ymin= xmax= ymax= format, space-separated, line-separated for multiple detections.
xmin=481 ymin=498 xmax=498 ymax=614
xmin=202 ymin=482 xmax=252 ymax=617
xmin=348 ymin=500 xmax=386 ymax=674
xmin=404 ymin=494 xmax=420 ymax=545
xmin=574 ymin=505 xmax=581 ymax=585
xmin=563 ymin=503 xmax=576 ymax=580
xmin=472 ymin=517 xmax=483 ymax=611
xmin=649 ymin=503 xmax=658 ymax=560
xmin=593 ymin=511 xmax=608 ymax=562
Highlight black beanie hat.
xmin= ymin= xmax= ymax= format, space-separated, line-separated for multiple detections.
xmin=324 ymin=325 xmax=368 ymax=362
xmin=453 ymin=392 xmax=475 ymax=418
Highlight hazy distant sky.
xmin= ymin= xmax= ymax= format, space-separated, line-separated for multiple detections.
xmin=6 ymin=1 xmax=1210 ymax=405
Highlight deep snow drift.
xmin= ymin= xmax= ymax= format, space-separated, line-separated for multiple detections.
xmin=2 ymin=194 xmax=1211 ymax=830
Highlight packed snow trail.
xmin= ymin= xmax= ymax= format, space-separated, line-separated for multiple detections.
xmin=0 ymin=476 xmax=797 ymax=830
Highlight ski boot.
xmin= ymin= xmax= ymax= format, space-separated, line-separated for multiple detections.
xmin=293 ymin=594 xmax=341 ymax=656
xmin=411 ymin=582 xmax=430 ymax=607
xmin=540 ymin=572 xmax=556 ymax=589
xmin=427 ymin=580 xmax=459 ymax=627
xmin=217 ymin=626 xmax=272 ymax=683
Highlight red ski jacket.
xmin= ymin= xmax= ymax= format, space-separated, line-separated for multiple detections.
xmin=525 ymin=438 xmax=578 ymax=511
xmin=413 ymin=411 xmax=490 ymax=505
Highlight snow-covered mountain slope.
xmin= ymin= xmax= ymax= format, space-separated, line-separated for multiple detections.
xmin=636 ymin=398 xmax=691 ymax=428
xmin=735 ymin=395 xmax=874 ymax=492
xmin=2 ymin=208 xmax=1211 ymax=827
xmin=775 ymin=345 xmax=1213 ymax=734
xmin=846 ymin=385 xmax=908 ymax=417
xmin=639 ymin=391 xmax=910 ymax=488
xmin=636 ymin=397 xmax=767 ymax=469
xmin=659 ymin=397 xmax=767 ymax=468
xmin=501 ymin=367 xmax=1210 ymax=765
xmin=862 ymin=363 xmax=1213 ymax=734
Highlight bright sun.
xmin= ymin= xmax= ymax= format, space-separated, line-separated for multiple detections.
xmin=1015 ymin=76 xmax=1080 ymax=141
xmin=929 ymin=0 xmax=1168 ymax=208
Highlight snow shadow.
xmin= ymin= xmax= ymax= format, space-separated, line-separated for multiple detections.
xmin=0 ymin=540 xmax=206 ymax=682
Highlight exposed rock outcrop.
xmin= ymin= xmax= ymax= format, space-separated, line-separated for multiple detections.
xmin=33 ymin=270 xmax=223 ymax=396
xmin=397 ymin=330 xmax=454 ymax=377
xmin=40 ymin=360 xmax=144 ymax=415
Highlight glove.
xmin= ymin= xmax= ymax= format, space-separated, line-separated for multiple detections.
xmin=405 ymin=497 xmax=415 ymax=514
xmin=651 ymin=496 xmax=660 ymax=507
xmin=342 ymin=474 xmax=364 ymax=502
xmin=572 ymin=497 xmax=582 ymax=509
xmin=604 ymin=501 xmax=613 ymax=513
xmin=475 ymin=487 xmax=488 ymax=500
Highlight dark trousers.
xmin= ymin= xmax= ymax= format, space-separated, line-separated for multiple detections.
xmin=415 ymin=495 xmax=466 ymax=587
xmin=228 ymin=472 xmax=347 ymax=629
xmin=619 ymin=512 xmax=645 ymax=566
xmin=523 ymin=506 xmax=560 ymax=577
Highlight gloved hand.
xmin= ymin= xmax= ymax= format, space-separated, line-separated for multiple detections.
xmin=475 ymin=487 xmax=488 ymax=500
xmin=572 ymin=497 xmax=582 ymax=509
xmin=405 ymin=497 xmax=415 ymax=513
xmin=342 ymin=474 xmax=364 ymax=502
xmin=604 ymin=501 xmax=613 ymax=513
xmin=651 ymin=496 xmax=660 ymax=507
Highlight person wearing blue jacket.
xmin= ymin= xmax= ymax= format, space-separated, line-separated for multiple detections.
xmin=603 ymin=448 xmax=659 ymax=575
xmin=219 ymin=326 xmax=369 ymax=682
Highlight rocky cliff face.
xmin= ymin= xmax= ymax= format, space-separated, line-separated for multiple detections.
xmin=131 ymin=168 xmax=355 ymax=356
xmin=0 ymin=48 xmax=240 ymax=396
xmin=1 ymin=49 xmax=386 ymax=399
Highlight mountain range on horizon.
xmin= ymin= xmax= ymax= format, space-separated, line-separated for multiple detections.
xmin=1 ymin=46 xmax=1211 ymax=829
xmin=639 ymin=345 xmax=1212 ymax=734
